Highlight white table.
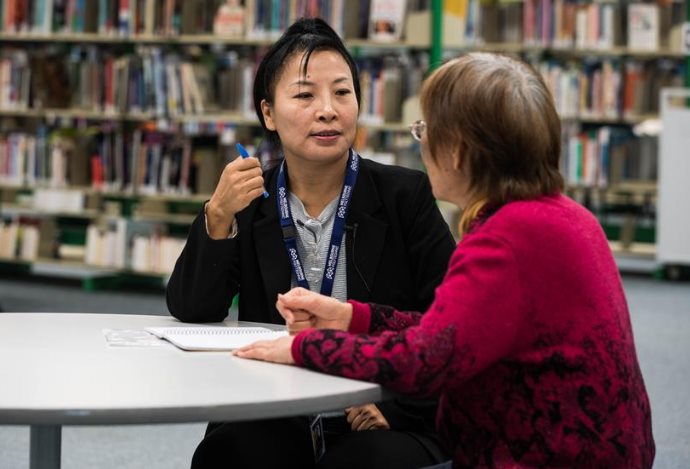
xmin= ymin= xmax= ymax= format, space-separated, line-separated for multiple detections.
xmin=0 ymin=313 xmax=384 ymax=469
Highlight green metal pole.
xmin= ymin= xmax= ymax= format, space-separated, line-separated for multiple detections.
xmin=686 ymin=0 xmax=690 ymax=88
xmin=430 ymin=0 xmax=443 ymax=72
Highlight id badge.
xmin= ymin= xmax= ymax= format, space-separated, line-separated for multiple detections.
xmin=309 ymin=414 xmax=325 ymax=462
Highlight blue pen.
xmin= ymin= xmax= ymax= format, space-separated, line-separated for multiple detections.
xmin=236 ymin=142 xmax=269 ymax=198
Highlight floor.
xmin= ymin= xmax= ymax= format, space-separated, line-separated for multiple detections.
xmin=0 ymin=274 xmax=688 ymax=468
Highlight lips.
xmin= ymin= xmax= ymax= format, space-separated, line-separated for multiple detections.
xmin=311 ymin=130 xmax=341 ymax=137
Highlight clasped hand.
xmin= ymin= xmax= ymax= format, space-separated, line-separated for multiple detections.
xmin=346 ymin=404 xmax=391 ymax=431
xmin=234 ymin=287 xmax=353 ymax=364
xmin=277 ymin=287 xmax=353 ymax=335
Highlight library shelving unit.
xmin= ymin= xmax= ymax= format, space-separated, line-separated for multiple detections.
xmin=0 ymin=0 xmax=434 ymax=289
xmin=657 ymin=87 xmax=690 ymax=280
xmin=429 ymin=0 xmax=689 ymax=275
xmin=0 ymin=0 xmax=687 ymax=286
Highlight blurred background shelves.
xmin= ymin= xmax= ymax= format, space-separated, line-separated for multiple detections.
xmin=0 ymin=0 xmax=688 ymax=286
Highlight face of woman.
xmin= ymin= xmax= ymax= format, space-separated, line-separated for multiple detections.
xmin=261 ymin=50 xmax=358 ymax=166
xmin=420 ymin=128 xmax=471 ymax=209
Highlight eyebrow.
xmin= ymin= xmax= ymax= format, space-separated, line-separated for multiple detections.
xmin=288 ymin=77 xmax=351 ymax=87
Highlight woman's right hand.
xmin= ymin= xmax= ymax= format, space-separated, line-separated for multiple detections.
xmin=205 ymin=156 xmax=266 ymax=239
xmin=276 ymin=288 xmax=353 ymax=334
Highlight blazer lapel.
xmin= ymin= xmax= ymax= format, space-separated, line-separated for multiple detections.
xmin=254 ymin=168 xmax=291 ymax=323
xmin=346 ymin=160 xmax=387 ymax=302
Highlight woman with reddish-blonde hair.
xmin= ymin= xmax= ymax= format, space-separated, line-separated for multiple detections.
xmin=237 ymin=52 xmax=656 ymax=468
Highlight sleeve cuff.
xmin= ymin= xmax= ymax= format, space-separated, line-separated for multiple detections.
xmin=291 ymin=329 xmax=313 ymax=367
xmin=347 ymin=300 xmax=371 ymax=334
xmin=204 ymin=203 xmax=238 ymax=239
xmin=291 ymin=301 xmax=370 ymax=366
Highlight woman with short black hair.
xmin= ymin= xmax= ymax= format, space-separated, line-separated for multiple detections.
xmin=167 ymin=17 xmax=455 ymax=469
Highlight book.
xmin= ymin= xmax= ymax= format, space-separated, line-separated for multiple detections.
xmin=368 ymin=0 xmax=406 ymax=42
xmin=213 ymin=0 xmax=245 ymax=37
xmin=0 ymin=219 xmax=19 ymax=259
xmin=19 ymin=220 xmax=40 ymax=261
xmin=145 ymin=326 xmax=288 ymax=351
xmin=627 ymin=3 xmax=659 ymax=51
xmin=444 ymin=0 xmax=469 ymax=46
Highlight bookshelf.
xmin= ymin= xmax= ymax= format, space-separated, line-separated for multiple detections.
xmin=432 ymin=0 xmax=688 ymax=268
xmin=0 ymin=0 xmax=686 ymax=285
xmin=0 ymin=0 xmax=436 ymax=287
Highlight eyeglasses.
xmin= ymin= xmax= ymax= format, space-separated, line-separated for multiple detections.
xmin=409 ymin=120 xmax=426 ymax=142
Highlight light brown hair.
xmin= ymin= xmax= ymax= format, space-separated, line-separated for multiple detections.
xmin=420 ymin=52 xmax=564 ymax=234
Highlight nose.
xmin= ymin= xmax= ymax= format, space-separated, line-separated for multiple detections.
xmin=316 ymin=96 xmax=336 ymax=122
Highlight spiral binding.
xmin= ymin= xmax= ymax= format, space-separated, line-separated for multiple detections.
xmin=163 ymin=327 xmax=273 ymax=335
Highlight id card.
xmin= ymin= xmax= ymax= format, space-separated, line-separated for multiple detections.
xmin=309 ymin=414 xmax=325 ymax=462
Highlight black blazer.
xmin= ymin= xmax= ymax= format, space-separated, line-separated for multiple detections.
xmin=167 ymin=158 xmax=455 ymax=438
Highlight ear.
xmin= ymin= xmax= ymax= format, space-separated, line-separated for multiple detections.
xmin=261 ymin=99 xmax=276 ymax=131
xmin=451 ymin=147 xmax=463 ymax=171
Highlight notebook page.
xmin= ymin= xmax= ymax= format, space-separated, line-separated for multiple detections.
xmin=145 ymin=327 xmax=288 ymax=351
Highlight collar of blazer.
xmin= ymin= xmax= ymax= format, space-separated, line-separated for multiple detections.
xmin=253 ymin=158 xmax=388 ymax=320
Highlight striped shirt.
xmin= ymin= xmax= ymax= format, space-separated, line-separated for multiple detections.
xmin=288 ymin=192 xmax=347 ymax=302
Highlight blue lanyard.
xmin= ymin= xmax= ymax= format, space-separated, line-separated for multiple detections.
xmin=276 ymin=150 xmax=359 ymax=296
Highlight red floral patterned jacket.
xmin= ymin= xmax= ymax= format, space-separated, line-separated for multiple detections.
xmin=292 ymin=194 xmax=654 ymax=468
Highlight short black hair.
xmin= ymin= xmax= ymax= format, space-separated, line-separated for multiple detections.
xmin=252 ymin=17 xmax=361 ymax=147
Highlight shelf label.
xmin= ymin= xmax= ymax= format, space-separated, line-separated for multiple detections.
xmin=156 ymin=119 xmax=170 ymax=131
xmin=220 ymin=125 xmax=236 ymax=145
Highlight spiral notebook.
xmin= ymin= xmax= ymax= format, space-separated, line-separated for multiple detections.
xmin=145 ymin=326 xmax=288 ymax=351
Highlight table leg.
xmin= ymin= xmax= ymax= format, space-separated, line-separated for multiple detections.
xmin=30 ymin=425 xmax=61 ymax=469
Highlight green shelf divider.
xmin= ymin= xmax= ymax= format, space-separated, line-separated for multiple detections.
xmin=686 ymin=0 xmax=690 ymax=88
xmin=0 ymin=260 xmax=30 ymax=275
xmin=82 ymin=272 xmax=166 ymax=292
xmin=430 ymin=0 xmax=443 ymax=72
xmin=82 ymin=275 xmax=123 ymax=292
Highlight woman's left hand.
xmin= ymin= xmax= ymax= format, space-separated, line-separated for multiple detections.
xmin=345 ymin=404 xmax=390 ymax=431
xmin=234 ymin=335 xmax=296 ymax=365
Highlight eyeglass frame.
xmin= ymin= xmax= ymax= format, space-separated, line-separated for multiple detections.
xmin=409 ymin=120 xmax=426 ymax=142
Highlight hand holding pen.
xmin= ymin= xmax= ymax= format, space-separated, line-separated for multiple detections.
xmin=204 ymin=143 xmax=268 ymax=239
xmin=235 ymin=143 xmax=269 ymax=199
